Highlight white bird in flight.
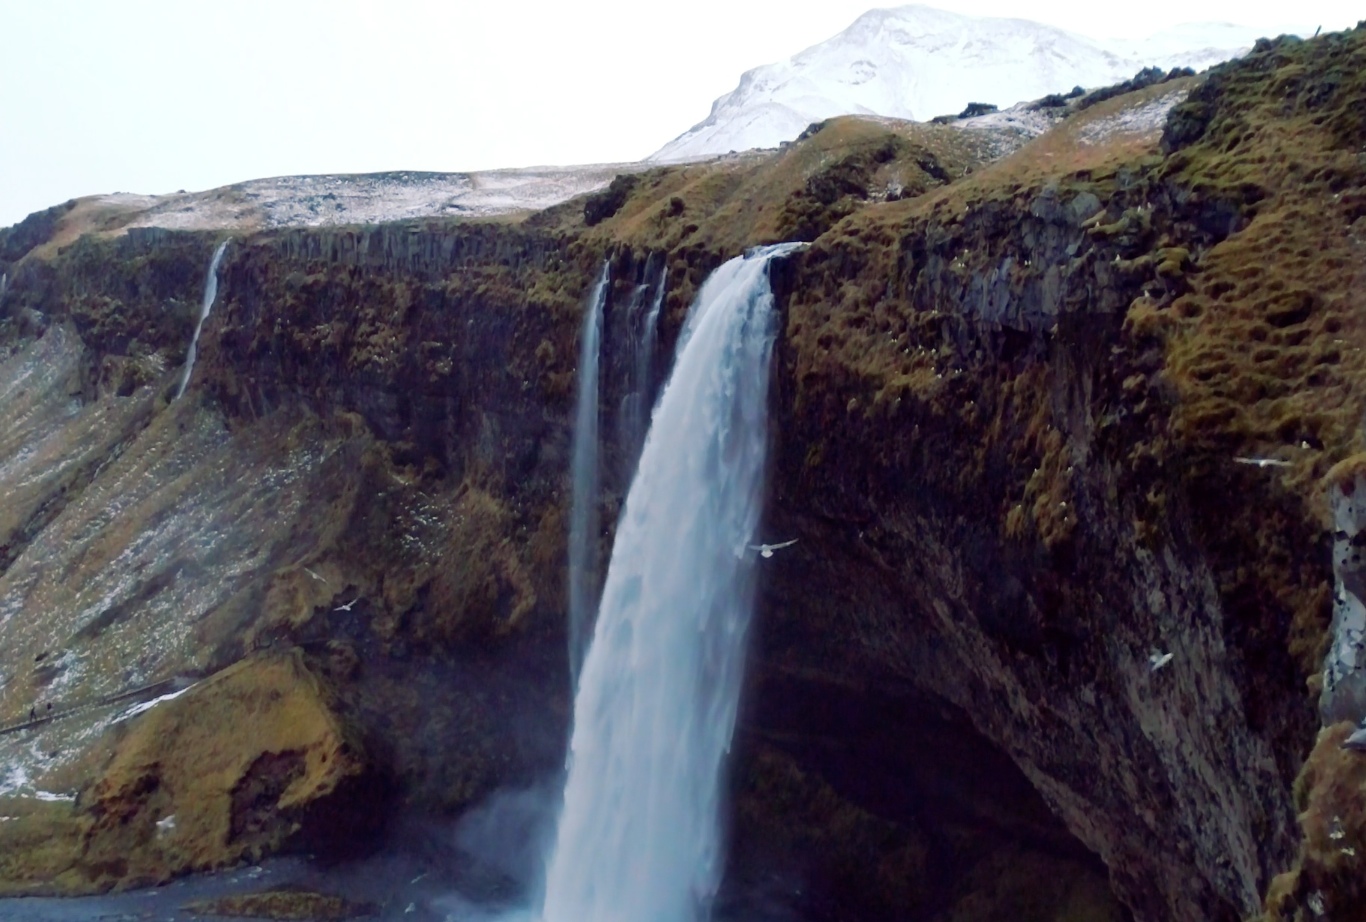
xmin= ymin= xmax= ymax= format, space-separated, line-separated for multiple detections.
xmin=1149 ymin=650 xmax=1174 ymax=672
xmin=334 ymin=598 xmax=360 ymax=612
xmin=750 ymin=539 xmax=798 ymax=558
xmin=303 ymin=567 xmax=328 ymax=584
xmin=1234 ymin=457 xmax=1292 ymax=468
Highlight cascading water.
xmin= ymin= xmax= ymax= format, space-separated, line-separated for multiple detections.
xmin=618 ymin=257 xmax=668 ymax=475
xmin=174 ymin=240 xmax=229 ymax=400
xmin=543 ymin=243 xmax=802 ymax=922
xmin=567 ymin=261 xmax=610 ymax=690
xmin=638 ymin=263 xmax=666 ymax=399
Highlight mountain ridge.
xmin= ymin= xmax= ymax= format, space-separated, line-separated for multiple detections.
xmin=651 ymin=3 xmax=1278 ymax=160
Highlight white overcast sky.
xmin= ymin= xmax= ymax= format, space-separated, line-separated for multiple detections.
xmin=0 ymin=0 xmax=1358 ymax=228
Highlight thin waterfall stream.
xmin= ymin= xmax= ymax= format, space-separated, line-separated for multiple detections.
xmin=619 ymin=256 xmax=668 ymax=475
xmin=174 ymin=240 xmax=229 ymax=400
xmin=545 ymin=243 xmax=801 ymax=922
xmin=567 ymin=262 xmax=610 ymax=690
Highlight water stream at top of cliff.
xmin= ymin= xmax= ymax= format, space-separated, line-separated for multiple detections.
xmin=174 ymin=240 xmax=229 ymax=400
xmin=567 ymin=262 xmax=609 ymax=691
xmin=618 ymin=256 xmax=668 ymax=478
xmin=543 ymin=243 xmax=800 ymax=922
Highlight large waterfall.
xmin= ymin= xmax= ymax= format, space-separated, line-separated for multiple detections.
xmin=544 ymin=243 xmax=800 ymax=922
xmin=567 ymin=262 xmax=610 ymax=690
xmin=174 ymin=240 xmax=229 ymax=400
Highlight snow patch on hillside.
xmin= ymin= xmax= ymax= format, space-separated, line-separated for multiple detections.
xmin=1075 ymin=89 xmax=1190 ymax=144
xmin=90 ymin=165 xmax=647 ymax=232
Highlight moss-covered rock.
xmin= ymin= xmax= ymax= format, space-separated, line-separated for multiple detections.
xmin=1262 ymin=722 xmax=1366 ymax=921
xmin=73 ymin=651 xmax=382 ymax=891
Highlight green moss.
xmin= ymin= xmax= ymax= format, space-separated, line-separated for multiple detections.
xmin=417 ymin=484 xmax=536 ymax=643
xmin=184 ymin=889 xmax=375 ymax=920
xmin=561 ymin=115 xmax=990 ymax=257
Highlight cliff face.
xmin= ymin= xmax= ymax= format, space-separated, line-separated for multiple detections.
xmin=0 ymin=221 xmax=586 ymax=894
xmin=1 ymin=25 xmax=1364 ymax=922
xmin=753 ymin=29 xmax=1366 ymax=921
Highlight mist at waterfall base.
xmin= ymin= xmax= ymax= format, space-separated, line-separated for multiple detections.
xmin=441 ymin=244 xmax=800 ymax=922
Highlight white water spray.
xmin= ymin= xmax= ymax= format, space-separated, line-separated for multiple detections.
xmin=567 ymin=261 xmax=609 ymax=690
xmin=174 ymin=240 xmax=229 ymax=400
xmin=543 ymin=243 xmax=801 ymax=922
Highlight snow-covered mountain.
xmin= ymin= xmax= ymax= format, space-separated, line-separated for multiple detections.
xmin=651 ymin=5 xmax=1274 ymax=161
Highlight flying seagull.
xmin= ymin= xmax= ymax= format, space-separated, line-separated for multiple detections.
xmin=1149 ymin=650 xmax=1174 ymax=672
xmin=303 ymin=567 xmax=328 ymax=584
xmin=1234 ymin=457 xmax=1292 ymax=468
xmin=334 ymin=598 xmax=360 ymax=612
xmin=750 ymin=539 xmax=798 ymax=558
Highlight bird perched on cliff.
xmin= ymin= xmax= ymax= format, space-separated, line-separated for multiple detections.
xmin=1234 ymin=457 xmax=1292 ymax=468
xmin=1149 ymin=650 xmax=1174 ymax=672
xmin=750 ymin=539 xmax=798 ymax=558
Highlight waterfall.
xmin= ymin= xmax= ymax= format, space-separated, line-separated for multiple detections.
xmin=614 ymin=281 xmax=650 ymax=477
xmin=567 ymin=261 xmax=610 ymax=691
xmin=618 ymin=257 xmax=668 ymax=476
xmin=0 ymin=272 xmax=8 ymax=307
xmin=174 ymin=240 xmax=229 ymax=400
xmin=543 ymin=243 xmax=801 ymax=922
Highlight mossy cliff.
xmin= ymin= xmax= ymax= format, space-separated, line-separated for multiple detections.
xmin=1 ymin=23 xmax=1365 ymax=922
xmin=751 ymin=28 xmax=1365 ymax=922
xmin=0 ymin=652 xmax=379 ymax=894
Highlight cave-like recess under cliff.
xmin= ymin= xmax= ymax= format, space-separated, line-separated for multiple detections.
xmin=2 ymin=24 xmax=1366 ymax=922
